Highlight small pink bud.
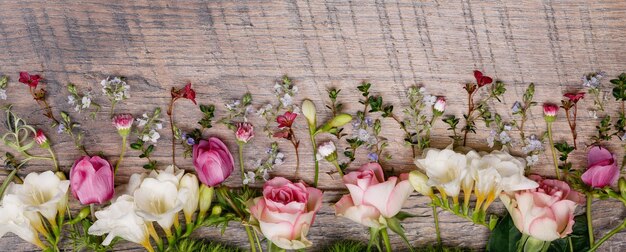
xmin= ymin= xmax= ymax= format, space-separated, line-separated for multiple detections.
xmin=235 ymin=122 xmax=254 ymax=143
xmin=433 ymin=96 xmax=446 ymax=113
xmin=543 ymin=103 xmax=559 ymax=122
xmin=112 ymin=113 xmax=134 ymax=137
xmin=34 ymin=129 xmax=49 ymax=147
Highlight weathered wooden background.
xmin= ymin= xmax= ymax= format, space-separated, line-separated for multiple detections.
xmin=0 ymin=0 xmax=625 ymax=251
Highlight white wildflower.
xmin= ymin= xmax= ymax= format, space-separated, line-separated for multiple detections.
xmin=242 ymin=172 xmax=256 ymax=185
xmin=280 ymin=93 xmax=293 ymax=107
xmin=423 ymin=95 xmax=436 ymax=106
xmin=526 ymin=155 xmax=539 ymax=166
xmin=67 ymin=95 xmax=75 ymax=105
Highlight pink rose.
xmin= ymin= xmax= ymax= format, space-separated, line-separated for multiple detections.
xmin=70 ymin=156 xmax=114 ymax=205
xmin=582 ymin=146 xmax=620 ymax=188
xmin=334 ymin=163 xmax=413 ymax=228
xmin=502 ymin=175 xmax=579 ymax=242
xmin=249 ymin=177 xmax=323 ymax=250
xmin=235 ymin=122 xmax=254 ymax=143
xmin=192 ymin=137 xmax=234 ymax=186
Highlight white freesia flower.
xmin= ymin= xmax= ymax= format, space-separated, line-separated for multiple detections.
xmin=8 ymin=171 xmax=69 ymax=224
xmin=179 ymin=173 xmax=199 ymax=224
xmin=415 ymin=148 xmax=468 ymax=200
xmin=461 ymin=150 xmax=480 ymax=204
xmin=134 ymin=166 xmax=188 ymax=235
xmin=88 ymin=195 xmax=152 ymax=250
xmin=487 ymin=149 xmax=538 ymax=193
xmin=0 ymin=194 xmax=45 ymax=249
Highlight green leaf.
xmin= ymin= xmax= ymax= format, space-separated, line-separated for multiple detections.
xmin=486 ymin=214 xmax=521 ymax=252
xmin=130 ymin=143 xmax=142 ymax=150
xmin=386 ymin=217 xmax=414 ymax=252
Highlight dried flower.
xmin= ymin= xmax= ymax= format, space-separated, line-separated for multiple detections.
xmin=474 ymin=70 xmax=493 ymax=87
xmin=563 ymin=92 xmax=585 ymax=103
xmin=18 ymin=72 xmax=41 ymax=88
xmin=276 ymin=111 xmax=297 ymax=128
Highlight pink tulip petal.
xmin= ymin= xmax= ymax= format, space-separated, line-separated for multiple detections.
xmin=587 ymin=146 xmax=613 ymax=167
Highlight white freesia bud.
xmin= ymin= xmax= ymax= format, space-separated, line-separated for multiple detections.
xmin=408 ymin=170 xmax=433 ymax=197
xmin=9 ymin=171 xmax=70 ymax=225
xmin=88 ymin=195 xmax=152 ymax=250
xmin=198 ymin=185 xmax=214 ymax=220
xmin=180 ymin=174 xmax=199 ymax=224
xmin=301 ymin=99 xmax=316 ymax=127
xmin=0 ymin=194 xmax=45 ymax=249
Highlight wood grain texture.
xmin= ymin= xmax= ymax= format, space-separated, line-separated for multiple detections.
xmin=0 ymin=0 xmax=625 ymax=251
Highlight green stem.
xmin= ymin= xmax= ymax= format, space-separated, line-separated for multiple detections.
xmin=588 ymin=218 xmax=626 ymax=252
xmin=0 ymin=169 xmax=18 ymax=201
xmin=568 ymin=237 xmax=574 ymax=252
xmin=114 ymin=136 xmax=127 ymax=174
xmin=238 ymin=142 xmax=246 ymax=181
xmin=332 ymin=160 xmax=343 ymax=177
xmin=586 ymin=194 xmax=595 ymax=247
xmin=547 ymin=122 xmax=561 ymax=179
xmin=310 ymin=132 xmax=319 ymax=187
xmin=46 ymin=148 xmax=59 ymax=172
xmin=433 ymin=205 xmax=442 ymax=248
xmin=244 ymin=225 xmax=257 ymax=252
xmin=252 ymin=229 xmax=263 ymax=252
xmin=381 ymin=228 xmax=392 ymax=252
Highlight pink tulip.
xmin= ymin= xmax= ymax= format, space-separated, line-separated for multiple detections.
xmin=249 ymin=177 xmax=323 ymax=250
xmin=192 ymin=137 xmax=234 ymax=186
xmin=582 ymin=146 xmax=620 ymax=188
xmin=502 ymin=175 xmax=579 ymax=242
xmin=70 ymin=156 xmax=114 ymax=205
xmin=334 ymin=163 xmax=413 ymax=227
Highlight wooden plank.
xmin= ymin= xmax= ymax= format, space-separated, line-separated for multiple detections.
xmin=0 ymin=0 xmax=624 ymax=251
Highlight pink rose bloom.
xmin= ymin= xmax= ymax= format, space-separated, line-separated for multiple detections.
xmin=70 ymin=156 xmax=114 ymax=205
xmin=334 ymin=163 xmax=414 ymax=228
xmin=235 ymin=122 xmax=254 ymax=143
xmin=249 ymin=177 xmax=323 ymax=250
xmin=192 ymin=137 xmax=234 ymax=186
xmin=582 ymin=146 xmax=620 ymax=188
xmin=502 ymin=175 xmax=580 ymax=242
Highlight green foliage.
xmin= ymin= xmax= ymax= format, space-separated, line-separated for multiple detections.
xmin=131 ymin=107 xmax=162 ymax=169
xmin=610 ymin=73 xmax=626 ymax=101
xmin=2 ymin=106 xmax=36 ymax=154
xmin=554 ymin=142 xmax=575 ymax=171
xmin=174 ymin=238 xmax=242 ymax=252
xmin=198 ymin=104 xmax=216 ymax=129
xmin=592 ymin=115 xmax=613 ymax=143
xmin=326 ymin=88 xmax=346 ymax=139
xmin=323 ymin=240 xmax=368 ymax=252
xmin=487 ymin=214 xmax=589 ymax=252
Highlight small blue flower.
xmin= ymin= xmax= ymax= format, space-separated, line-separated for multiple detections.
xmin=511 ymin=101 xmax=522 ymax=113
xmin=364 ymin=117 xmax=374 ymax=127
xmin=57 ymin=124 xmax=66 ymax=134
xmin=367 ymin=153 xmax=379 ymax=162
xmin=186 ymin=137 xmax=195 ymax=145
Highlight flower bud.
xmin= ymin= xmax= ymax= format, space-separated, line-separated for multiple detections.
xmin=180 ymin=174 xmax=199 ymax=224
xmin=408 ymin=170 xmax=433 ymax=197
xmin=433 ymin=96 xmax=446 ymax=115
xmin=235 ymin=122 xmax=254 ymax=143
xmin=543 ymin=103 xmax=559 ymax=123
xmin=320 ymin=113 xmax=352 ymax=132
xmin=198 ymin=184 xmax=214 ymax=219
xmin=55 ymin=171 xmax=67 ymax=180
xmin=112 ymin=113 xmax=134 ymax=137
xmin=68 ymin=206 xmax=91 ymax=224
xmin=316 ymin=141 xmax=337 ymax=162
xmin=34 ymin=129 xmax=49 ymax=149
xmin=211 ymin=205 xmax=222 ymax=216
xmin=301 ymin=99 xmax=316 ymax=127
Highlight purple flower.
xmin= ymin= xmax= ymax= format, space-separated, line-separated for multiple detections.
xmin=367 ymin=153 xmax=379 ymax=162
xmin=364 ymin=117 xmax=374 ymax=127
